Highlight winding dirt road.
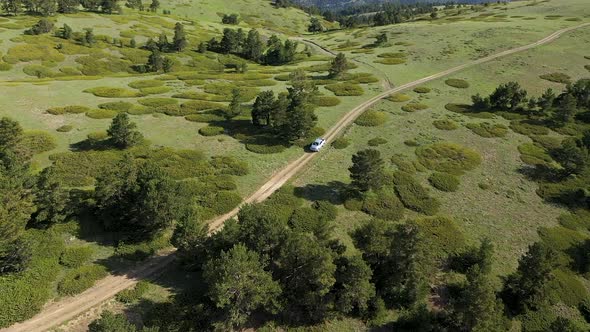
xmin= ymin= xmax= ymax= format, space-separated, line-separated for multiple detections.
xmin=4 ymin=22 xmax=588 ymax=332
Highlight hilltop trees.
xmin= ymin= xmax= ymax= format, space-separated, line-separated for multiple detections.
xmin=107 ymin=113 xmax=143 ymax=148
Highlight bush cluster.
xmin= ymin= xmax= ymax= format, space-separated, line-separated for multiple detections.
xmin=86 ymin=109 xmax=118 ymax=119
xmin=362 ymin=190 xmax=405 ymax=221
xmin=56 ymin=125 xmax=73 ymax=132
xmin=138 ymin=98 xmax=178 ymax=108
xmin=428 ymin=172 xmax=460 ymax=192
xmin=115 ymin=281 xmax=150 ymax=303
xmin=325 ymin=83 xmax=364 ymax=96
xmin=386 ymin=93 xmax=411 ymax=102
xmin=374 ymin=58 xmax=406 ymax=65
xmin=445 ymin=79 xmax=470 ymax=89
xmin=393 ymin=172 xmax=440 ymax=215
xmin=413 ymin=86 xmax=431 ymax=94
xmin=433 ymin=119 xmax=458 ymax=130
xmin=331 ymin=137 xmax=350 ymax=149
xmin=128 ymin=79 xmax=164 ymax=89
xmin=416 ymin=142 xmax=482 ymax=175
xmin=402 ymin=103 xmax=429 ymax=112
xmin=59 ymin=246 xmax=94 ymax=268
xmin=509 ymin=121 xmax=550 ymax=136
xmin=314 ymin=96 xmax=341 ymax=107
xmin=355 ymin=110 xmax=388 ymax=126
xmin=245 ymin=143 xmax=287 ymax=154
xmin=46 ymin=105 xmax=90 ymax=115
xmin=84 ymin=87 xmax=142 ymax=98
xmin=21 ymin=131 xmax=57 ymax=154
xmin=57 ymin=264 xmax=108 ymax=296
xmin=539 ymin=72 xmax=571 ymax=84
xmin=368 ymin=137 xmax=387 ymax=146
xmin=199 ymin=126 xmax=225 ymax=136
xmin=466 ymin=122 xmax=508 ymax=138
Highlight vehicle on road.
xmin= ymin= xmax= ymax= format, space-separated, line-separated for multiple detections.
xmin=310 ymin=138 xmax=326 ymax=152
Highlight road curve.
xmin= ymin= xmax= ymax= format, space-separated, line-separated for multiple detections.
xmin=3 ymin=22 xmax=588 ymax=332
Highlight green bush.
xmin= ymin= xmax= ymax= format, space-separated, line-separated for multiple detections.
xmin=181 ymin=100 xmax=225 ymax=112
xmin=342 ymin=72 xmax=379 ymax=84
xmin=115 ymin=281 xmax=150 ymax=303
xmin=531 ymin=135 xmax=561 ymax=149
xmin=209 ymin=191 xmax=242 ymax=215
xmin=332 ymin=137 xmax=350 ymax=149
xmin=84 ymin=87 xmax=142 ymax=98
xmin=546 ymin=269 xmax=589 ymax=307
xmin=444 ymin=103 xmax=472 ymax=114
xmin=56 ymin=125 xmax=73 ymax=132
xmin=362 ymin=190 xmax=405 ymax=221
xmin=518 ymin=306 xmax=556 ymax=332
xmin=416 ymin=142 xmax=482 ymax=175
xmin=433 ymin=119 xmax=458 ymax=130
xmin=540 ymin=72 xmax=571 ymax=84
xmin=386 ymin=93 xmax=411 ymax=102
xmin=22 ymin=131 xmax=57 ymax=154
xmin=172 ymin=91 xmax=227 ymax=101
xmin=0 ymin=62 xmax=12 ymax=71
xmin=59 ymin=246 xmax=94 ymax=268
xmin=393 ymin=171 xmax=440 ymax=215
xmin=368 ymin=137 xmax=387 ymax=146
xmin=23 ymin=64 xmax=56 ymax=78
xmin=203 ymin=83 xmax=258 ymax=102
xmin=198 ymin=125 xmax=224 ymax=136
xmin=538 ymin=226 xmax=586 ymax=252
xmin=325 ymin=83 xmax=364 ymax=96
xmin=429 ymin=172 xmax=460 ymax=192
xmin=344 ymin=198 xmax=363 ymax=211
xmin=245 ymin=143 xmax=287 ymax=154
xmin=137 ymin=98 xmax=178 ymax=108
xmin=87 ymin=131 xmax=108 ymax=141
xmin=57 ymin=264 xmax=108 ymax=296
xmin=46 ymin=105 xmax=90 ymax=115
xmin=314 ymin=96 xmax=341 ymax=107
xmin=86 ymin=109 xmax=118 ymax=119
xmin=210 ymin=155 xmax=249 ymax=176
xmin=444 ymin=79 xmax=469 ymax=89
xmin=558 ymin=210 xmax=590 ymax=231
xmin=510 ymin=121 xmax=550 ymax=136
xmin=355 ymin=110 xmax=388 ymax=126
xmin=413 ymin=86 xmax=431 ymax=94
xmin=466 ymin=122 xmax=508 ymax=138
xmin=377 ymin=52 xmax=406 ymax=58
xmin=391 ymin=155 xmax=417 ymax=174
xmin=184 ymin=112 xmax=225 ymax=123
xmin=585 ymin=65 xmax=590 ymax=72
xmin=114 ymin=234 xmax=170 ymax=261
xmin=415 ymin=216 xmax=466 ymax=262
xmin=128 ymin=79 xmax=164 ymax=89
xmin=374 ymin=58 xmax=406 ymax=65
xmin=98 ymin=101 xmax=135 ymax=112
xmin=518 ymin=143 xmax=552 ymax=166
xmin=402 ymin=103 xmax=429 ymax=112
xmin=139 ymin=86 xmax=172 ymax=95
xmin=213 ymin=175 xmax=238 ymax=190
xmin=404 ymin=139 xmax=419 ymax=147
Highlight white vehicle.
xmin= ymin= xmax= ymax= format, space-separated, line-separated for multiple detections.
xmin=310 ymin=138 xmax=326 ymax=152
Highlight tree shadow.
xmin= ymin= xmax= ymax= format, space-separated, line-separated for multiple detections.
xmin=69 ymin=138 xmax=114 ymax=152
xmin=293 ymin=181 xmax=348 ymax=204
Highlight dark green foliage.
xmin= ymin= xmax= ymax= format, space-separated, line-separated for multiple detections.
xmin=394 ymin=173 xmax=440 ymax=216
xmin=545 ymin=269 xmax=588 ymax=307
xmin=199 ymin=125 xmax=224 ymax=136
xmin=57 ymin=264 xmax=107 ymax=296
xmin=326 ymin=83 xmax=364 ymax=96
xmin=252 ymin=90 xmax=275 ymax=126
xmin=349 ymin=149 xmax=385 ymax=192
xmin=59 ymin=246 xmax=94 ymax=268
xmin=331 ymin=137 xmax=350 ymax=149
xmin=245 ymin=143 xmax=287 ymax=154
xmin=445 ymin=78 xmax=469 ymax=89
xmin=172 ymin=23 xmax=187 ymax=52
xmin=550 ymin=138 xmax=589 ymax=175
xmin=116 ymin=280 xmax=151 ymax=303
xmin=333 ymin=255 xmax=376 ymax=315
xmin=308 ymin=17 xmax=324 ymax=33
xmin=510 ymin=121 xmax=550 ymax=136
xmin=413 ymin=86 xmax=431 ymax=94
xmin=466 ymin=122 xmax=508 ymax=138
xmin=56 ymin=125 xmax=73 ymax=132
xmin=107 ymin=113 xmax=143 ymax=149
xmin=416 ymin=142 xmax=482 ymax=175
xmin=489 ymin=81 xmax=527 ymax=111
xmin=221 ymin=13 xmax=240 ymax=25
xmin=208 ymin=191 xmax=241 ymax=215
xmin=401 ymin=103 xmax=429 ymax=112
xmin=31 ymin=167 xmax=69 ymax=227
xmin=450 ymin=238 xmax=495 ymax=274
xmin=88 ymin=311 xmax=137 ymax=332
xmin=428 ymin=172 xmax=459 ymax=192
xmin=26 ymin=19 xmax=54 ymax=35
xmin=21 ymin=131 xmax=57 ymax=154
xmin=361 ymin=189 xmax=405 ymax=221
xmin=329 ymin=53 xmax=348 ymax=78
xmin=540 ymin=72 xmax=571 ymax=84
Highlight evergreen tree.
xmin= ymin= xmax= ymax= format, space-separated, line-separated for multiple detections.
xmin=107 ymin=113 xmax=143 ymax=148
xmin=124 ymin=0 xmax=140 ymax=9
xmin=144 ymin=37 xmax=158 ymax=51
xmin=100 ymin=0 xmax=119 ymax=14
xmin=251 ymin=90 xmax=275 ymax=126
xmin=502 ymin=242 xmax=558 ymax=313
xmin=162 ymin=57 xmax=173 ymax=73
xmin=489 ymin=81 xmax=528 ymax=111
xmin=84 ymin=28 xmax=95 ymax=46
xmin=375 ymin=32 xmax=388 ymax=45
xmin=148 ymin=0 xmax=158 ymax=12
xmin=329 ymin=53 xmax=348 ymax=78
xmin=59 ymin=23 xmax=72 ymax=39
xmin=349 ymin=149 xmax=385 ymax=192
xmin=1 ymin=0 xmax=23 ymax=15
xmin=461 ymin=266 xmax=506 ymax=332
xmin=157 ymin=32 xmax=168 ymax=51
xmin=224 ymin=88 xmax=242 ymax=119
xmin=333 ymin=254 xmax=376 ymax=315
xmin=283 ymin=74 xmax=317 ymax=142
xmin=537 ymin=88 xmax=556 ymax=114
xmin=553 ymin=92 xmax=578 ymax=125
xmin=204 ymin=244 xmax=281 ymax=330
xmin=89 ymin=311 xmax=136 ymax=332
xmin=308 ymin=17 xmax=324 ymax=33
xmin=550 ymin=137 xmax=589 ymax=175
xmin=243 ymin=29 xmax=263 ymax=62
xmin=146 ymin=49 xmax=164 ymax=72
xmin=172 ymin=22 xmax=187 ymax=52
xmin=31 ymin=167 xmax=69 ymax=228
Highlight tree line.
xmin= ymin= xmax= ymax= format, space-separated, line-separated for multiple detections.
xmin=0 ymin=0 xmax=160 ymax=15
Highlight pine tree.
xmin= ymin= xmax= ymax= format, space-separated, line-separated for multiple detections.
xmin=461 ymin=266 xmax=506 ymax=332
xmin=172 ymin=22 xmax=187 ymax=52
xmin=31 ymin=167 xmax=69 ymax=228
xmin=157 ymin=32 xmax=168 ymax=51
xmin=84 ymin=28 xmax=95 ymax=46
xmin=329 ymin=53 xmax=348 ymax=78
xmin=146 ymin=49 xmax=164 ymax=72
xmin=225 ymin=89 xmax=242 ymax=119
xmin=162 ymin=57 xmax=173 ymax=73
xmin=244 ymin=29 xmax=263 ymax=62
xmin=107 ymin=113 xmax=143 ymax=148
xmin=59 ymin=23 xmax=72 ymax=39
xmin=129 ymin=38 xmax=136 ymax=48
xmin=148 ymin=0 xmax=158 ymax=12
xmin=308 ymin=17 xmax=324 ymax=33
xmin=349 ymin=149 xmax=385 ymax=192
xmin=252 ymin=90 xmax=275 ymax=126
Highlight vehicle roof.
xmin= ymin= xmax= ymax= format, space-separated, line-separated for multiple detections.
xmin=313 ymin=138 xmax=325 ymax=144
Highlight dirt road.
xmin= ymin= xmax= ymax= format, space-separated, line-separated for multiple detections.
xmin=4 ymin=22 xmax=587 ymax=332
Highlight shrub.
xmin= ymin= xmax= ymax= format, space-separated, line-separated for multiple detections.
xmin=213 ymin=175 xmax=238 ymax=191
xmin=313 ymin=201 xmax=338 ymax=221
xmin=374 ymin=58 xmax=406 ymax=65
xmin=433 ymin=119 xmax=458 ymax=130
xmin=203 ymin=83 xmax=258 ymax=102
xmin=466 ymin=122 xmax=508 ymax=138
xmin=210 ymin=191 xmax=242 ymax=215
xmin=23 ymin=64 xmax=55 ymax=78
xmin=362 ymin=190 xmax=405 ymax=221
xmin=404 ymin=140 xmax=419 ymax=147
xmin=98 ymin=101 xmax=135 ymax=112
xmin=391 ymin=155 xmax=417 ymax=174
xmin=545 ymin=269 xmax=588 ymax=306
xmin=518 ymin=306 xmax=556 ymax=332
xmin=355 ymin=110 xmax=388 ymax=126
xmin=342 ymin=73 xmax=379 ymax=84
xmin=87 ymin=131 xmax=108 ymax=141
xmin=332 ymin=137 xmax=350 ymax=149
xmin=0 ymin=62 xmax=12 ymax=71
xmin=416 ymin=142 xmax=482 ymax=175
xmin=415 ymin=217 xmax=466 ymax=262
xmin=139 ymin=86 xmax=172 ymax=95
xmin=444 ymin=79 xmax=469 ymax=89
xmin=84 ymin=87 xmax=142 ymax=98
xmin=368 ymin=137 xmax=387 ymax=146
xmin=114 ymin=234 xmax=170 ymax=261
xmin=445 ymin=103 xmax=471 ymax=114
xmin=393 ymin=171 xmax=440 ymax=215
xmin=137 ymin=98 xmax=178 ymax=108
xmin=199 ymin=125 xmax=224 ymax=136
xmin=518 ymin=143 xmax=552 ymax=166
xmin=586 ymin=65 xmax=590 ymax=72
xmin=22 ymin=131 xmax=57 ymax=154
xmin=538 ymin=226 xmax=586 ymax=252
xmin=210 ymin=156 xmax=249 ymax=176
xmin=4 ymin=43 xmax=64 ymax=64
xmin=47 ymin=105 xmax=90 ymax=115
xmin=558 ymin=210 xmax=590 ymax=231
xmin=429 ymin=172 xmax=460 ymax=192
xmin=413 ymin=86 xmax=431 ymax=94
xmin=185 ymin=112 xmax=225 ymax=123
xmin=86 ymin=109 xmax=118 ymax=119
xmin=172 ymin=91 xmax=227 ymax=101
xmin=59 ymin=246 xmax=94 ymax=268
xmin=344 ymin=198 xmax=363 ymax=211
xmin=540 ymin=72 xmax=571 ymax=84
xmin=181 ymin=100 xmax=225 ymax=111
xmin=56 ymin=125 xmax=73 ymax=132
xmin=386 ymin=93 xmax=411 ymax=102
xmin=314 ymin=96 xmax=341 ymax=107
xmin=377 ymin=52 xmax=406 ymax=58
xmin=510 ymin=121 xmax=549 ymax=136
xmin=530 ymin=136 xmax=561 ymax=149
xmin=115 ymin=281 xmax=150 ymax=303
xmin=325 ymin=83 xmax=364 ymax=96
xmin=402 ymin=103 xmax=429 ymax=112
xmin=245 ymin=143 xmax=287 ymax=154
xmin=128 ymin=79 xmax=164 ymax=89
xmin=57 ymin=264 xmax=108 ymax=296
